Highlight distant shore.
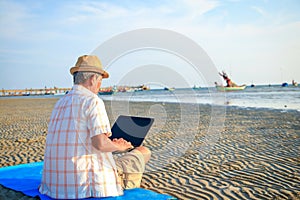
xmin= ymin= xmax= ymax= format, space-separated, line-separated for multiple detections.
xmin=0 ymin=98 xmax=299 ymax=199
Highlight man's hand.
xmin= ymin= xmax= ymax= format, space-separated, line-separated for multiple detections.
xmin=92 ymin=134 xmax=133 ymax=152
xmin=112 ymin=138 xmax=134 ymax=152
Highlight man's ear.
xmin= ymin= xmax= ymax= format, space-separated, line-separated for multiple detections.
xmin=90 ymin=74 xmax=97 ymax=85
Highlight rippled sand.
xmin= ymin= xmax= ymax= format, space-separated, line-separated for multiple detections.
xmin=0 ymin=98 xmax=299 ymax=199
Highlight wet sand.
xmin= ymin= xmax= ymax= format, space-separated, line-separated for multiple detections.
xmin=0 ymin=98 xmax=299 ymax=199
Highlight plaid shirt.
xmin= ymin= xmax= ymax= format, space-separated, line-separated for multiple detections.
xmin=39 ymin=85 xmax=123 ymax=199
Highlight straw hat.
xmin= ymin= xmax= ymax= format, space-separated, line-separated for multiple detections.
xmin=70 ymin=55 xmax=109 ymax=78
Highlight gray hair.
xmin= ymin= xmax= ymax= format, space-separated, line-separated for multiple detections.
xmin=73 ymin=72 xmax=100 ymax=84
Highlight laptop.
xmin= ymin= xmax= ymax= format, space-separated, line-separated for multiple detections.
xmin=110 ymin=115 xmax=154 ymax=149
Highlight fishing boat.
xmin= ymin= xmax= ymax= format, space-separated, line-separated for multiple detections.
xmin=216 ymin=71 xmax=246 ymax=91
xmin=216 ymin=85 xmax=247 ymax=92
xmin=164 ymin=87 xmax=175 ymax=91
xmin=98 ymin=87 xmax=114 ymax=95
xmin=98 ymin=91 xmax=114 ymax=95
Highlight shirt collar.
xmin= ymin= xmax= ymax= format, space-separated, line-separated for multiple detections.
xmin=72 ymin=85 xmax=97 ymax=97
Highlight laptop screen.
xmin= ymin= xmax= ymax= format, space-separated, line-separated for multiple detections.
xmin=110 ymin=115 xmax=154 ymax=147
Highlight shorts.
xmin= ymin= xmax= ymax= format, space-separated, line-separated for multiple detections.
xmin=115 ymin=149 xmax=146 ymax=189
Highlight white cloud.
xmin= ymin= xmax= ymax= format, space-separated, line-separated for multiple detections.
xmin=180 ymin=0 xmax=219 ymax=18
xmin=62 ymin=1 xmax=132 ymax=24
xmin=251 ymin=6 xmax=267 ymax=17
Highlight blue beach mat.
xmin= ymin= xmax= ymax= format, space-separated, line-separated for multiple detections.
xmin=0 ymin=162 xmax=175 ymax=200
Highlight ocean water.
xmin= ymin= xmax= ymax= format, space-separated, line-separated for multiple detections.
xmin=100 ymin=85 xmax=300 ymax=112
xmin=2 ymin=85 xmax=299 ymax=112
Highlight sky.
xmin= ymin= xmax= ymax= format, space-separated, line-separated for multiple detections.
xmin=1 ymin=0 xmax=300 ymax=89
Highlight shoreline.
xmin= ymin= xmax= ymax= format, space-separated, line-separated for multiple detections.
xmin=0 ymin=98 xmax=299 ymax=199
xmin=0 ymin=94 xmax=300 ymax=113
xmin=1 ymin=95 xmax=300 ymax=113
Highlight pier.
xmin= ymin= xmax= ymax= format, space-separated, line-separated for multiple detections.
xmin=1 ymin=84 xmax=150 ymax=97
xmin=0 ymin=87 xmax=71 ymax=96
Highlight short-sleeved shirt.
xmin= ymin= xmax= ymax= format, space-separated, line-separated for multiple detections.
xmin=39 ymin=85 xmax=123 ymax=199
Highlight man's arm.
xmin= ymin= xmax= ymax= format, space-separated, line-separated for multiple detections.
xmin=91 ymin=133 xmax=133 ymax=152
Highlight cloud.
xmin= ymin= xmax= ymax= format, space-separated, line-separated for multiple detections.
xmin=62 ymin=1 xmax=131 ymax=24
xmin=179 ymin=0 xmax=219 ymax=18
xmin=251 ymin=6 xmax=267 ymax=17
xmin=0 ymin=0 xmax=220 ymax=43
xmin=59 ymin=0 xmax=220 ymax=29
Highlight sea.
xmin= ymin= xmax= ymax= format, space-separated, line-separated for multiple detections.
xmin=99 ymin=84 xmax=300 ymax=112
xmin=2 ymin=85 xmax=300 ymax=112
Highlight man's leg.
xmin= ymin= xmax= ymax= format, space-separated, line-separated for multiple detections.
xmin=134 ymin=146 xmax=151 ymax=164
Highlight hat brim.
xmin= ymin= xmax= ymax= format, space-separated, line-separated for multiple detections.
xmin=70 ymin=66 xmax=109 ymax=78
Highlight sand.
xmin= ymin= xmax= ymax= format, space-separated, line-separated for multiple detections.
xmin=0 ymin=98 xmax=299 ymax=199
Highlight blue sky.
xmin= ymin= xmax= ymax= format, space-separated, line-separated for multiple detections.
xmin=1 ymin=0 xmax=300 ymax=89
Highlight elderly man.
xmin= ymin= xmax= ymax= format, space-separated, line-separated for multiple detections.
xmin=39 ymin=55 xmax=151 ymax=199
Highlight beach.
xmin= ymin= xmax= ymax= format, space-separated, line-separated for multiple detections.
xmin=0 ymin=98 xmax=299 ymax=199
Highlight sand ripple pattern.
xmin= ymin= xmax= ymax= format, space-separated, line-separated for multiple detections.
xmin=0 ymin=99 xmax=300 ymax=199
xmin=139 ymin=105 xmax=300 ymax=200
xmin=0 ymin=99 xmax=56 ymax=167
xmin=105 ymin=101 xmax=300 ymax=199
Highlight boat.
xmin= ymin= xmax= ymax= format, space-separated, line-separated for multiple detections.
xmin=98 ymin=90 xmax=114 ymax=95
xmin=192 ymin=85 xmax=201 ymax=90
xmin=216 ymin=71 xmax=246 ymax=91
xmin=131 ymin=85 xmax=150 ymax=92
xmin=164 ymin=87 xmax=175 ymax=91
xmin=98 ymin=87 xmax=115 ymax=95
xmin=216 ymin=85 xmax=246 ymax=92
